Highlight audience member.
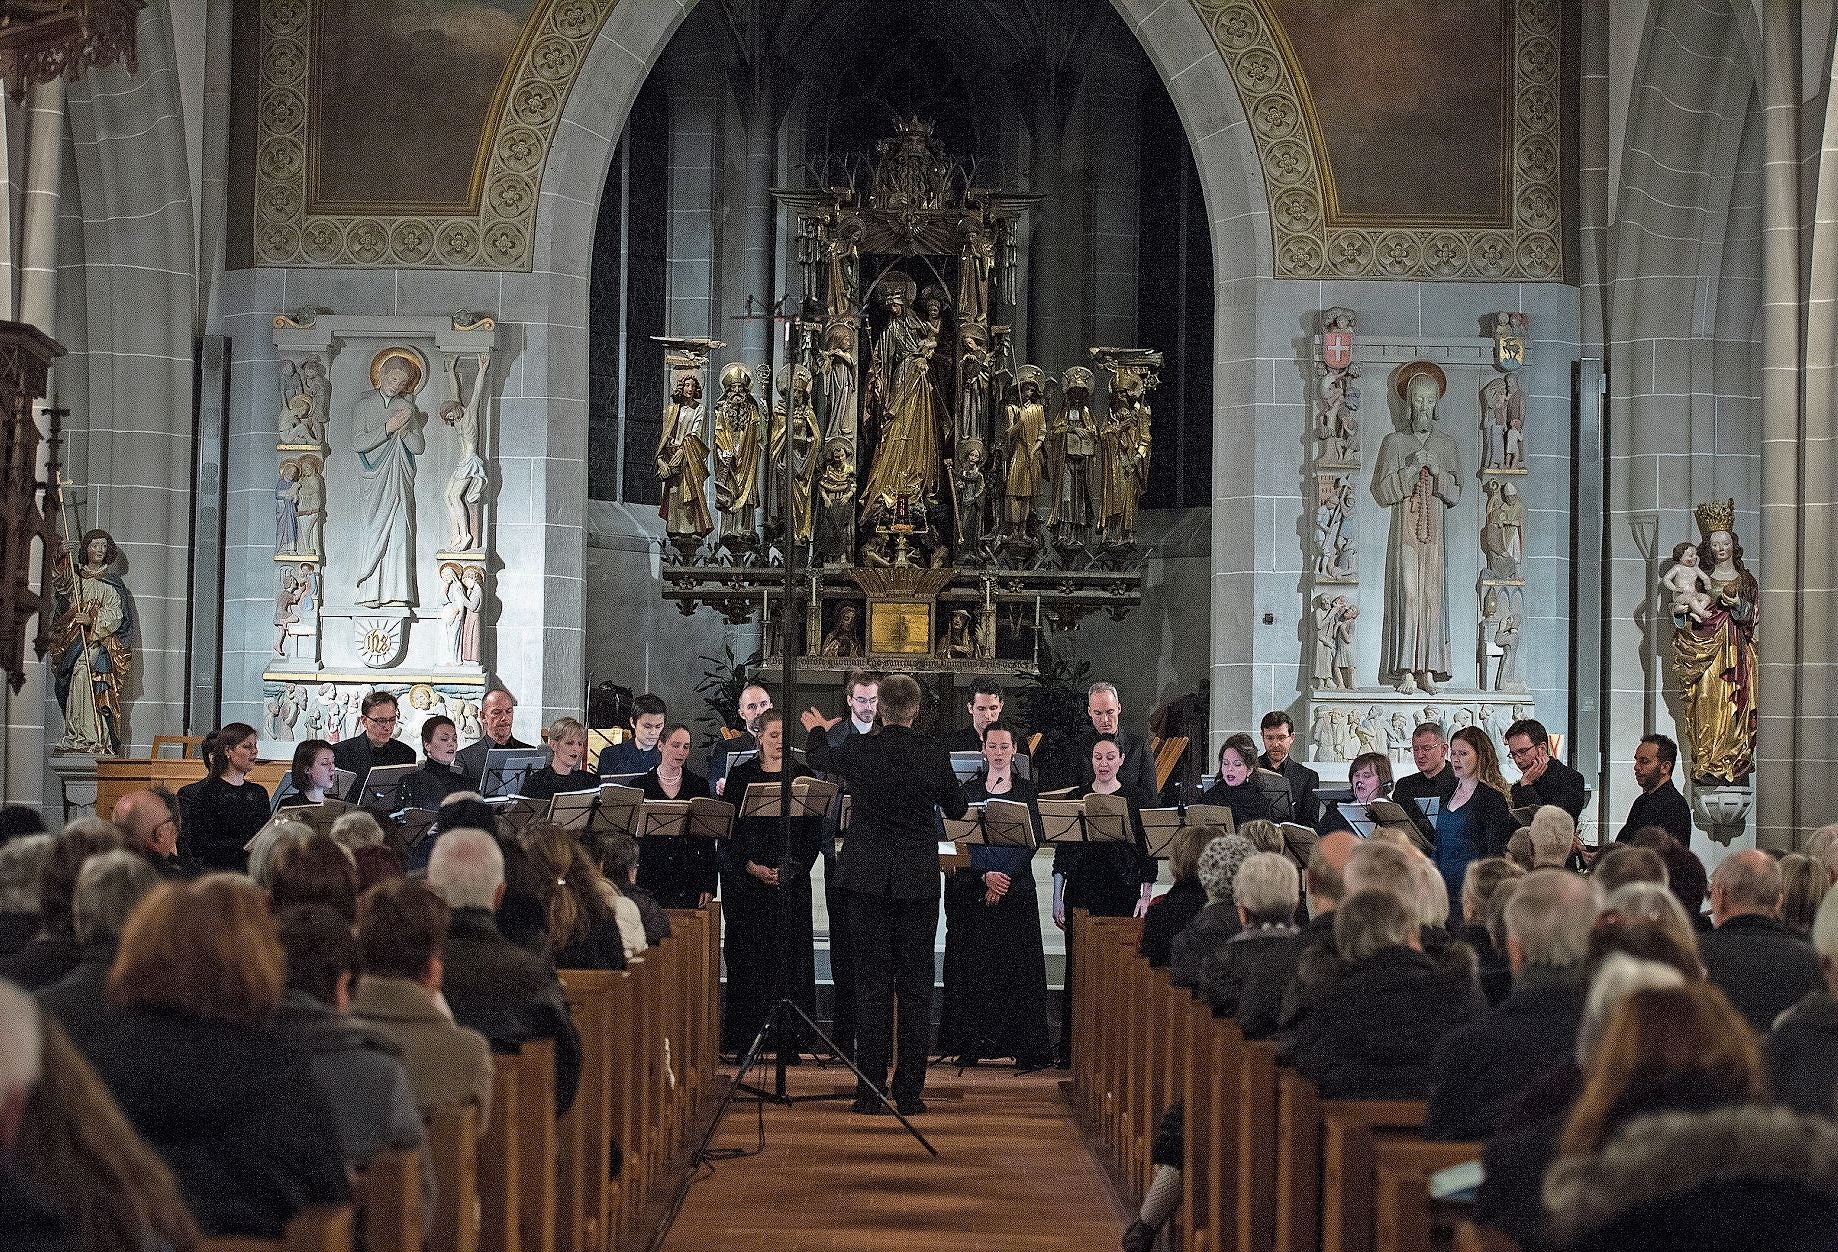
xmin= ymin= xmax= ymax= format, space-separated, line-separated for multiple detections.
xmin=1614 ymin=733 xmax=1691 ymax=845
xmin=1458 ymin=857 xmax=1524 ymax=1004
xmin=0 ymin=820 xmax=123 ymax=991
xmin=1592 ymin=844 xmax=1667 ymax=895
xmin=1622 ymin=825 xmax=1709 ymax=924
xmin=176 ymin=723 xmax=270 ymax=871
xmin=0 ymin=835 xmax=52 ymax=960
xmin=332 ymin=693 xmax=416 ymax=799
xmin=1527 ymin=805 xmax=1577 ymax=869
xmin=1504 ymin=718 xmax=1587 ymax=820
xmin=330 ymin=808 xmax=388 ymax=851
xmin=1767 ymin=887 xmax=1838 ymax=1117
xmin=351 ymin=879 xmax=494 ymax=1130
xmin=1699 ymin=848 xmax=1823 ymax=1032
xmin=1199 ymin=852 xmax=1301 ymax=1038
xmin=1591 ymin=892 xmax=1704 ymax=981
xmin=1139 ymin=824 xmax=1211 ymax=969
xmin=1235 ymin=818 xmax=1284 ymax=857
xmin=243 ymin=817 xmax=311 ymax=890
xmin=2 ymin=981 xmax=201 ymax=1252
xmin=110 ymin=789 xmax=193 ymax=878
xmin=0 ymin=805 xmax=47 ymax=844
xmin=1779 ymin=851 xmax=1828 ymax=937
xmin=1504 ymin=827 xmax=1535 ymax=870
xmin=1807 ymin=822 xmax=1838 ymax=885
xmin=35 ymin=850 xmax=158 ymax=1039
xmin=1287 ymin=889 xmax=1483 ymax=1098
xmin=1283 ymin=839 xmax=1425 ymax=1030
xmin=1168 ymin=832 xmax=1252 ymax=990
xmin=597 ymin=833 xmax=670 ymax=946
xmin=353 ymin=843 xmax=406 ymax=891
xmin=267 ymin=832 xmax=359 ymax=919
xmin=73 ymin=874 xmax=349 ymax=1237
xmin=1423 ymin=870 xmax=1600 ymax=1140
xmin=522 ymin=823 xmax=630 ymax=969
xmin=1270 ymin=832 xmax=1359 ymax=1031
xmin=425 ymin=828 xmax=581 ymax=1115
xmin=493 ymin=830 xmax=554 ymax=955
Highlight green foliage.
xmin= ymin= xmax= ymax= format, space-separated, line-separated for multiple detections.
xmin=1016 ymin=632 xmax=1092 ymax=787
xmin=694 ymin=642 xmax=764 ymax=737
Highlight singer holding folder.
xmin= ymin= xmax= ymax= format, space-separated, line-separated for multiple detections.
xmin=804 ymin=673 xmax=967 ymax=1116
xmin=938 ymin=722 xmax=1053 ymax=1071
xmin=720 ymin=710 xmax=821 ymax=1057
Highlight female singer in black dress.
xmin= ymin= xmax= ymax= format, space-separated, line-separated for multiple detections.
xmin=636 ymin=723 xmax=719 ymax=910
xmin=1200 ymin=733 xmax=1275 ymax=826
xmin=519 ymin=716 xmax=597 ymax=803
xmin=719 ymin=710 xmax=820 ymax=1056
xmin=401 ymin=715 xmax=472 ymax=812
xmin=275 ymin=739 xmax=336 ymax=811
xmin=177 ymin=723 xmax=272 ymax=872
xmin=938 ymin=721 xmax=1053 ymax=1070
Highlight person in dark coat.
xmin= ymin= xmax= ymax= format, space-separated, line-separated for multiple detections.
xmin=1455 ymin=856 xmax=1524 ymax=1006
xmin=1316 ymin=752 xmax=1391 ymax=838
xmin=1198 ymin=734 xmax=1274 ymax=827
xmin=1069 ymin=682 xmax=1160 ymax=808
xmin=454 ymin=688 xmax=535 ymax=785
xmin=596 ymin=692 xmax=666 ymax=777
xmin=520 ymin=824 xmax=628 ymax=971
xmin=634 ymin=723 xmax=720 ymax=909
xmin=1256 ymin=711 xmax=1319 ymax=825
xmin=34 ymin=850 xmax=158 ymax=1040
xmin=332 ymin=694 xmax=416 ymax=801
xmin=1614 ymin=733 xmax=1693 ymax=845
xmin=516 ymin=716 xmax=598 ymax=805
xmin=111 ymin=789 xmax=196 ymax=879
xmin=400 ymin=715 xmax=472 ymax=813
xmin=175 ymin=723 xmax=270 ymax=872
xmin=1423 ymin=869 xmax=1596 ymax=1140
xmin=1503 ymin=717 xmax=1588 ymax=820
xmin=1391 ymin=722 xmax=1459 ymax=842
xmin=805 ymin=674 xmax=967 ymax=1115
xmin=937 ymin=722 xmax=1051 ymax=1070
xmin=0 ymin=834 xmax=51 ymax=961
xmin=0 ymin=821 xmax=124 ymax=992
xmin=1700 ymin=849 xmax=1824 ymax=1033
xmin=1138 ymin=824 xmax=1211 ymax=969
xmin=1169 ymin=833 xmax=1255 ymax=991
xmin=426 ymin=827 xmax=582 ymax=1115
xmin=65 ymin=874 xmax=349 ymax=1238
xmin=1200 ymin=851 xmax=1302 ymax=1039
xmin=1288 ymin=889 xmax=1483 ymax=1100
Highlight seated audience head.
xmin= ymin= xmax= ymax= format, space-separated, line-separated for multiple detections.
xmin=1449 ymin=726 xmax=1507 ymax=794
xmin=358 ymin=694 xmax=399 ymax=749
xmin=1410 ymin=722 xmax=1448 ymax=777
xmin=1529 ymin=805 xmax=1576 ymax=868
xmin=597 ymin=833 xmax=640 ymax=888
xmin=1592 ymin=888 xmax=1703 ymax=980
xmin=1406 ymin=849 xmax=1451 ymax=928
xmin=1348 ymin=752 xmax=1392 ymax=803
xmin=1215 ymin=733 xmax=1257 ymax=785
xmin=1343 ymin=839 xmax=1420 ymax=909
xmin=1258 ymin=711 xmax=1296 ymax=766
xmin=289 ymin=739 xmax=336 ymax=797
xmin=111 ymin=789 xmax=180 ymax=860
xmin=352 ymin=844 xmax=405 ymax=891
xmin=427 ymin=828 xmax=505 ymax=912
xmin=276 ymin=904 xmax=359 ymax=1008
xmin=1235 ymin=853 xmax=1300 ymax=927
xmin=878 ymin=673 xmax=922 ymax=728
xmin=437 ymin=795 xmax=500 ymax=841
xmin=1167 ymin=824 xmax=1214 ymax=887
xmin=1633 ymin=732 xmax=1678 ymax=792
xmin=247 ymin=817 xmax=312 ymax=889
xmin=1334 ymin=888 xmax=1420 ymax=960
xmin=0 ymin=805 xmax=47 ymax=845
xmin=1305 ymin=832 xmax=1359 ymax=915
xmin=109 ymin=874 xmax=286 ymax=1027
xmin=1593 ymin=844 xmax=1669 ymax=895
xmin=40 ymin=821 xmax=126 ymax=938
xmin=1503 ymin=868 xmax=1601 ymax=975
xmin=1197 ymin=833 xmax=1256 ymax=906
xmin=1709 ymin=848 xmax=1783 ymax=925
xmin=480 ymin=687 xmax=518 ymax=747
xmin=1503 ymin=718 xmax=1552 ymax=776
xmin=1779 ymin=852 xmax=1828 ymax=936
xmin=522 ymin=822 xmax=612 ymax=948
xmin=1086 ymin=681 xmax=1122 ymax=735
xmin=1460 ymin=856 xmax=1525 ymax=925
xmin=71 ymin=851 xmax=158 ymax=946
xmin=1807 ymin=822 xmax=1838 ymax=884
xmin=329 ymin=808 xmax=387 ymax=852
xmin=357 ymin=878 xmax=449 ymax=987
xmin=1560 ymin=980 xmax=1765 ymax=1158
xmin=0 ymin=979 xmax=37 ymax=1149
xmin=421 ymin=715 xmax=459 ymax=765
xmin=1506 ymin=826 xmax=1535 ymax=869
xmin=1575 ymin=953 xmax=1687 ymax=1069
xmin=1370 ymin=825 xmax=1418 ymax=849
xmin=1236 ymin=818 xmax=1282 ymax=855
xmin=268 ymin=832 xmax=358 ymax=918
xmin=544 ymin=715 xmax=589 ymax=773
xmin=1625 ymin=825 xmax=1709 ymax=919
xmin=0 ymin=834 xmax=52 ymax=917
xmin=202 ymin=722 xmax=260 ymax=778
xmin=1484 ymin=876 xmax=1520 ymax=958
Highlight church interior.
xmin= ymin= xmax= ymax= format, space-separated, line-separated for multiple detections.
xmin=4 ymin=1 xmax=1838 ymax=1249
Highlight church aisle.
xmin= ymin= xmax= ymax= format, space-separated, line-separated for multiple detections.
xmin=658 ymin=1065 xmax=1131 ymax=1250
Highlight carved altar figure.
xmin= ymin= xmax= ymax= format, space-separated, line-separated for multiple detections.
xmin=276 ymin=460 xmax=300 ymax=554
xmin=1331 ymin=599 xmax=1359 ymax=689
xmin=1315 ymin=477 xmax=1352 ymax=578
xmin=713 ymin=364 xmax=765 ymax=536
xmin=815 ymin=440 xmax=855 ymax=565
xmin=1661 ymin=541 xmax=1715 ymax=623
xmin=862 ymin=283 xmax=946 ymax=512
xmin=1481 ymin=481 xmax=1526 ymax=580
xmin=460 ymin=567 xmax=484 ymax=665
xmin=821 ymin=602 xmax=862 ymax=656
xmin=959 ymin=324 xmax=992 ymax=448
xmin=50 ymin=529 xmax=133 ymax=756
xmin=959 ymin=228 xmax=993 ymax=323
xmin=1493 ymin=612 xmax=1525 ymax=693
xmin=1671 ymin=501 xmax=1757 ymax=783
xmin=1309 ymin=706 xmax=1335 ymax=762
xmin=295 ymin=455 xmax=325 ymax=556
xmin=769 ymin=366 xmax=820 ymax=543
xmin=280 ymin=358 xmax=329 ymax=444
xmin=274 ymin=566 xmax=304 ymax=657
xmin=939 ymin=609 xmax=976 ymax=658
xmin=440 ymin=565 xmax=465 ymax=667
xmin=441 ymin=351 xmax=491 ymax=552
xmin=1003 ymin=367 xmax=1046 ymax=535
xmin=818 ymin=321 xmax=858 ymax=446
xmin=1058 ymin=367 xmax=1098 ymax=537
xmin=1371 ymin=362 xmax=1462 ymax=694
xmin=1310 ymin=594 xmax=1336 ymax=688
xmin=657 ymin=373 xmax=713 ymax=541
xmin=1481 ymin=376 xmax=1509 ymax=471
xmin=351 ymin=351 xmax=427 ymax=607
xmin=953 ymin=439 xmax=987 ymax=551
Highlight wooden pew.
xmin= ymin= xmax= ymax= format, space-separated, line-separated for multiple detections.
xmin=477 ymin=1049 xmax=524 ymax=1252
xmin=427 ymin=1103 xmax=481 ymax=1252
xmin=1235 ymin=1042 xmax=1280 ymax=1252
xmin=1320 ymin=1099 xmax=1429 ymax=1252
xmin=352 ymin=1147 xmax=422 ymax=1252
xmin=605 ymin=965 xmax=642 ymax=1249
xmin=1273 ymin=1069 xmax=1321 ymax=1252
xmin=1181 ymin=1000 xmax=1235 ymax=1252
xmin=557 ymin=969 xmax=618 ymax=1252
xmin=478 ymin=1039 xmax=557 ymax=1252
xmin=1374 ymin=1138 xmax=1482 ymax=1252
xmin=196 ymin=1206 xmax=354 ymax=1252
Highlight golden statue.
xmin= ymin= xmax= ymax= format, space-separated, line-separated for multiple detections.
xmin=861 ymin=279 xmax=947 ymax=515
xmin=712 ymin=363 xmax=764 ymax=535
xmin=656 ymin=372 xmax=712 ymax=540
xmin=1002 ymin=365 xmax=1046 ymax=535
xmin=1670 ymin=499 xmax=1757 ymax=783
xmin=769 ymin=365 xmax=820 ymax=542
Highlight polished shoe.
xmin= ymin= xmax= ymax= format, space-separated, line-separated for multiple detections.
xmin=896 ymin=1096 xmax=928 ymax=1116
xmin=850 ymin=1096 xmax=887 ymax=1115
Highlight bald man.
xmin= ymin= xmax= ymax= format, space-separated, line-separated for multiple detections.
xmin=708 ymin=683 xmax=773 ymax=797
xmin=111 ymin=789 xmax=193 ymax=879
xmin=1700 ymin=848 xmax=1823 ymax=1032
xmin=454 ymin=689 xmax=533 ymax=785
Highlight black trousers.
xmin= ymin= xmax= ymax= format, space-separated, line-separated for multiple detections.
xmin=843 ymin=887 xmax=937 ymax=1102
xmin=823 ymin=849 xmax=857 ymax=1056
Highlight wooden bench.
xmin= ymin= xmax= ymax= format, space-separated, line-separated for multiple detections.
xmin=352 ymin=1147 xmax=422 ymax=1252
xmin=196 ymin=1206 xmax=354 ymax=1252
xmin=1273 ymin=1068 xmax=1321 ymax=1252
xmin=1374 ymin=1138 xmax=1482 ymax=1252
xmin=557 ymin=968 xmax=618 ymax=1252
xmin=1320 ymin=1099 xmax=1430 ymax=1252
xmin=427 ymin=1103 xmax=481 ymax=1252
xmin=477 ymin=1039 xmax=556 ymax=1252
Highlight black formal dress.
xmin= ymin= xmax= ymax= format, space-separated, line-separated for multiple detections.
xmin=1052 ymin=780 xmax=1154 ymax=1063
xmin=1615 ymin=780 xmax=1694 ymax=844
xmin=331 ymin=735 xmax=416 ymax=800
xmin=453 ymin=733 xmax=534 ymax=786
xmin=1509 ymin=758 xmax=1588 ymax=821
xmin=636 ymin=768 xmax=720 ymax=909
xmin=1258 ymin=753 xmax=1321 ymax=826
xmin=719 ymin=759 xmax=822 ymax=1054
xmin=518 ymin=765 xmax=597 ymax=804
xmin=1198 ymin=775 xmax=1274 ymax=827
xmin=400 ymin=759 xmax=472 ymax=812
xmin=176 ymin=773 xmax=272 ymax=872
xmin=937 ymin=773 xmax=1052 ymax=1068
xmin=807 ymin=723 xmax=967 ymax=1106
xmin=1072 ymin=727 xmax=1160 ymax=808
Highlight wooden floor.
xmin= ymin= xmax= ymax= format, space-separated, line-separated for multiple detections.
xmin=657 ymin=1064 xmax=1132 ymax=1251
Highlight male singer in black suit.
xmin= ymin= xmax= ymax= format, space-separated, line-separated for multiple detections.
xmin=944 ymin=680 xmax=1008 ymax=753
xmin=1073 ymin=682 xmax=1159 ymax=808
xmin=597 ymin=692 xmax=666 ymax=776
xmin=454 ymin=688 xmax=534 ymax=784
xmin=817 ymin=671 xmax=880 ymax=1061
xmin=708 ymin=684 xmax=773 ymax=795
xmin=804 ymin=673 xmax=966 ymax=1116
xmin=1505 ymin=717 xmax=1588 ymax=820
xmin=1257 ymin=710 xmax=1320 ymax=826
xmin=333 ymin=691 xmax=417 ymax=799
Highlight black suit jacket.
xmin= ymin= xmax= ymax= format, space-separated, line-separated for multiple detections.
xmin=1074 ymin=727 xmax=1159 ymax=809
xmin=1616 ymin=780 xmax=1693 ymax=844
xmin=1259 ymin=754 xmax=1321 ymax=826
xmin=332 ymin=735 xmax=417 ymax=800
xmin=454 ymin=733 xmax=534 ymax=785
xmin=1422 ymin=969 xmax=1587 ymax=1141
xmin=807 ymin=723 xmax=967 ymax=899
xmin=1510 ymin=758 xmax=1588 ymax=820
xmin=1700 ymin=913 xmax=1825 ymax=1033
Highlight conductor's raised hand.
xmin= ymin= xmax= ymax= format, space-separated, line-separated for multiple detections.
xmin=800 ymin=706 xmax=841 ymax=733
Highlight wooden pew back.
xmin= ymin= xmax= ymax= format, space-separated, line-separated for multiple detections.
xmin=428 ymin=1103 xmax=481 ymax=1252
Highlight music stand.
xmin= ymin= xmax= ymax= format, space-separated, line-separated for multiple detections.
xmin=546 ymin=787 xmax=602 ymax=832
xmin=357 ymin=764 xmax=417 ymax=813
xmin=948 ymin=752 xmax=986 ymax=785
xmin=481 ymin=747 xmax=548 ymax=799
xmin=1253 ymin=768 xmax=1296 ymax=822
xmin=589 ymin=783 xmax=644 ymax=839
xmin=1336 ymin=802 xmax=1381 ymax=838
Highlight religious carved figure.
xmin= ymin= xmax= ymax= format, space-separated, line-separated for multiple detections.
xmin=769 ymin=366 xmax=820 ymax=544
xmin=958 ymin=324 xmax=991 ymax=448
xmin=657 ymin=373 xmax=713 ymax=543
xmin=441 ymin=351 xmax=491 ymax=552
xmin=1309 ymin=706 xmax=1335 ymax=762
xmin=295 ymin=455 xmax=325 ymax=557
xmin=1481 ymin=480 xmax=1526 ymax=580
xmin=1481 ymin=376 xmax=1510 ymax=472
xmin=351 ymin=351 xmax=427 ymax=607
xmin=1315 ymin=476 xmax=1354 ymax=579
xmin=1661 ymin=542 xmax=1714 ymax=623
xmin=821 ymin=602 xmax=862 ymax=657
xmin=1310 ymin=594 xmax=1337 ymax=689
xmin=939 ymin=609 xmax=976 ymax=659
xmin=953 ymin=439 xmax=987 ymax=553
xmin=713 ymin=363 xmax=765 ymax=537
xmin=815 ymin=441 xmax=856 ymax=565
xmin=1099 ymin=366 xmax=1154 ymax=543
xmin=1331 ymin=600 xmax=1359 ymax=689
xmin=1057 ymin=367 xmax=1098 ymax=538
xmin=1493 ymin=612 xmax=1524 ymax=693
xmin=1003 ymin=366 xmax=1046 ymax=537
xmin=1316 ymin=308 xmax=1360 ymax=464
xmin=959 ymin=228 xmax=993 ymax=324
xmin=276 ymin=460 xmax=300 ymax=554
xmin=440 ymin=565 xmax=465 ymax=667
xmin=49 ymin=530 xmax=133 ymax=756
xmin=818 ymin=321 xmax=859 ymax=446
xmin=280 ymin=357 xmax=329 ymax=444
xmin=275 ymin=566 xmax=303 ymax=657
xmin=1371 ymin=362 xmax=1462 ymax=694
xmin=862 ymin=280 xmax=947 ymax=514
xmin=1671 ymin=500 xmax=1757 ymax=784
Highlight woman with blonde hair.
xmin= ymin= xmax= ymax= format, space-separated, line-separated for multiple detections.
xmin=518 ymin=715 xmax=596 ymax=803
xmin=1780 ymin=851 xmax=1829 ymax=937
xmin=521 ymin=822 xmax=629 ymax=968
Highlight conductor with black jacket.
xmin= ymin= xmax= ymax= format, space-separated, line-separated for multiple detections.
xmin=804 ymin=673 xmax=968 ymax=1116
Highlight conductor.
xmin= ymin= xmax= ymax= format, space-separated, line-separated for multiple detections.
xmin=804 ymin=673 xmax=967 ymax=1116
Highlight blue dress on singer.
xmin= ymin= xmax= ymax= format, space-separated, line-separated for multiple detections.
xmin=1434 ymin=802 xmax=1480 ymax=913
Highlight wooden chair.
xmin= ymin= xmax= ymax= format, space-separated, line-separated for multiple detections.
xmin=1374 ymin=1138 xmax=1482 ymax=1252
xmin=151 ymin=733 xmax=203 ymax=758
xmin=196 ymin=1206 xmax=354 ymax=1252
xmin=427 ymin=1103 xmax=481 ymax=1252
xmin=352 ymin=1148 xmax=422 ymax=1252
xmin=1272 ymin=1069 xmax=1321 ymax=1252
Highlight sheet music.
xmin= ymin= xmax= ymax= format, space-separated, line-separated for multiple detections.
xmin=593 ymin=784 xmax=644 ymax=837
xmin=981 ymin=799 xmax=1037 ymax=849
xmin=546 ymin=787 xmax=601 ymax=830
xmin=1036 ymin=798 xmax=1087 ymax=844
xmin=1082 ymin=793 xmax=1131 ymax=843
xmin=943 ymin=804 xmax=986 ymax=844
